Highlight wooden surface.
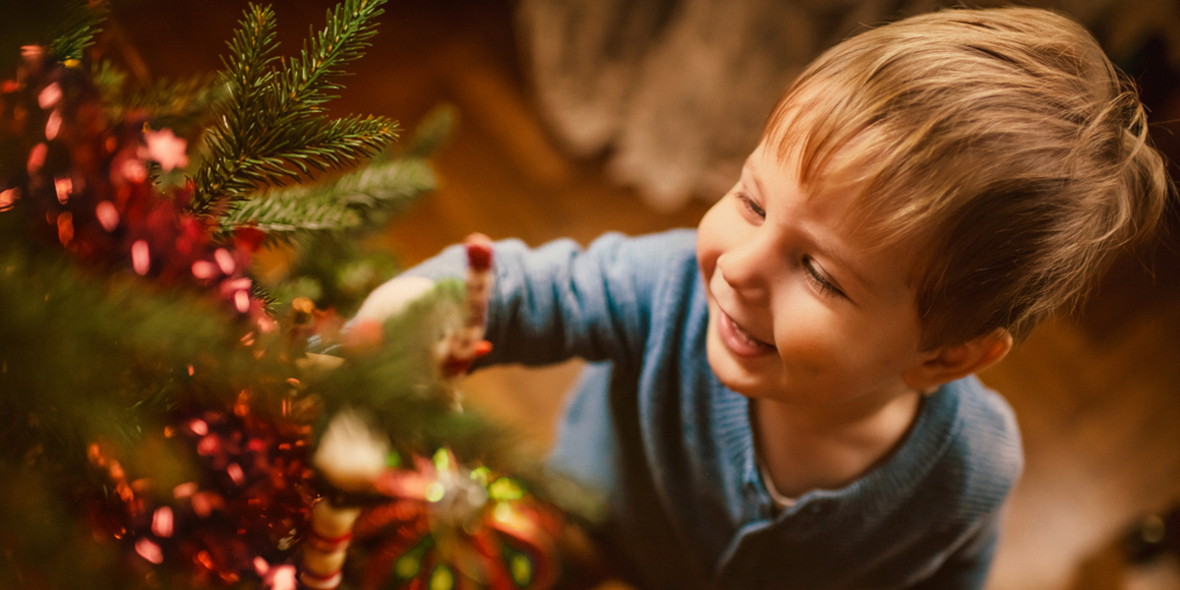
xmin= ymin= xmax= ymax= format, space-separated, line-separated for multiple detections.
xmin=112 ymin=1 xmax=1180 ymax=588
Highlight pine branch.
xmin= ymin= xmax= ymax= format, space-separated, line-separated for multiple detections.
xmin=0 ymin=247 xmax=249 ymax=468
xmin=189 ymin=3 xmax=281 ymax=204
xmin=236 ymin=115 xmax=395 ymax=182
xmin=190 ymin=0 xmax=395 ymax=216
xmin=219 ymin=155 xmax=434 ymax=239
xmin=48 ymin=0 xmax=110 ymax=63
xmin=280 ymin=0 xmax=387 ymax=109
xmin=91 ymin=60 xmax=224 ymax=131
xmin=129 ymin=72 xmax=225 ymax=125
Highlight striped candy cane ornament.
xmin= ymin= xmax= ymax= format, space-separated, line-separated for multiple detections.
xmin=300 ymin=409 xmax=390 ymax=590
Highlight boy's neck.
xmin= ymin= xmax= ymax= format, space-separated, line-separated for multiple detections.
xmin=751 ymin=389 xmax=924 ymax=499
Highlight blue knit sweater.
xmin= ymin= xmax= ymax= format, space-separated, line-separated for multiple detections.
xmin=405 ymin=230 xmax=1023 ymax=590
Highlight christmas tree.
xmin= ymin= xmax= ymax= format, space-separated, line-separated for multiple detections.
xmin=0 ymin=1 xmax=570 ymax=588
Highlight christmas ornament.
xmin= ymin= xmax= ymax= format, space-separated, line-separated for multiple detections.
xmin=352 ymin=450 xmax=564 ymax=590
xmin=300 ymin=408 xmax=391 ymax=590
xmin=300 ymin=235 xmax=565 ymax=590
xmin=88 ymin=391 xmax=317 ymax=587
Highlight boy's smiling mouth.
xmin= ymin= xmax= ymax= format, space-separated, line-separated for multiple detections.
xmin=717 ymin=308 xmax=777 ymax=357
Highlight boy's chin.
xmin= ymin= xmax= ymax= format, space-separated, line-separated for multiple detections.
xmin=705 ymin=336 xmax=780 ymax=398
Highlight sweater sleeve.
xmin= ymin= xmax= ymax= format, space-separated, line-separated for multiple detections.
xmin=403 ymin=230 xmax=696 ymax=370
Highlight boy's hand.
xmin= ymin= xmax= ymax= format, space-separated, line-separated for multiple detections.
xmin=351 ymin=275 xmax=435 ymax=326
xmin=344 ymin=276 xmax=435 ymax=350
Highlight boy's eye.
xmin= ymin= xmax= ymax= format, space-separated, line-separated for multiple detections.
xmin=736 ymin=193 xmax=766 ymax=219
xmin=802 ymin=256 xmax=846 ymax=299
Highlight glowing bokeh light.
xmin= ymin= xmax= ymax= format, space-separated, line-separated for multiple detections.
xmin=214 ymin=248 xmax=235 ymax=274
xmin=131 ymin=240 xmax=150 ymax=275
xmin=38 ymin=83 xmax=61 ymax=109
xmin=192 ymin=260 xmax=219 ymax=279
xmin=45 ymin=110 xmax=61 ymax=140
xmin=54 ymin=176 xmax=72 ymax=204
xmin=227 ymin=463 xmax=245 ymax=485
xmin=134 ymin=538 xmax=164 ymax=564
xmin=0 ymin=188 xmax=17 ymax=211
xmin=95 ymin=201 xmax=119 ymax=231
xmin=151 ymin=506 xmax=174 ymax=538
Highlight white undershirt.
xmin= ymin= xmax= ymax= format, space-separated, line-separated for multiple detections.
xmin=758 ymin=456 xmax=798 ymax=509
xmin=751 ymin=403 xmax=798 ymax=509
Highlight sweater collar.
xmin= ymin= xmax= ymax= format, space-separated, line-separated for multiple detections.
xmin=711 ymin=377 xmax=962 ymax=521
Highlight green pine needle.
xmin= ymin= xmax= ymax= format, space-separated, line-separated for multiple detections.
xmin=219 ymin=155 xmax=433 ymax=240
xmin=282 ymin=0 xmax=387 ymax=108
xmin=190 ymin=0 xmax=396 ymax=216
xmin=48 ymin=0 xmax=109 ymax=63
xmin=0 ymin=247 xmax=247 ymax=468
xmin=91 ymin=60 xmax=225 ymax=134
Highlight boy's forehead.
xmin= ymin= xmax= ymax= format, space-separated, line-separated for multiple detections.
xmin=750 ymin=129 xmax=871 ymax=221
xmin=759 ymin=108 xmax=933 ymax=248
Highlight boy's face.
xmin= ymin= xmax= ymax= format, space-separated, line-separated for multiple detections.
xmin=697 ymin=141 xmax=931 ymax=411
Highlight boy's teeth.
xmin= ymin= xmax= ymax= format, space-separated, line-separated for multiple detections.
xmin=730 ymin=315 xmax=771 ymax=347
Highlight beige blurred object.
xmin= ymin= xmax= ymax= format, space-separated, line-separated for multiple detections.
xmin=515 ymin=0 xmax=1151 ymax=211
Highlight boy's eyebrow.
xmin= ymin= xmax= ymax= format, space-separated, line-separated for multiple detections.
xmin=741 ymin=164 xmax=764 ymax=197
xmin=798 ymin=196 xmax=883 ymax=299
xmin=812 ymin=235 xmax=876 ymax=296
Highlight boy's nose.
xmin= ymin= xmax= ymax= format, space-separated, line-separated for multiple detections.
xmin=717 ymin=235 xmax=771 ymax=300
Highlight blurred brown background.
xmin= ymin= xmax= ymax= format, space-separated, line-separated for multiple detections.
xmin=81 ymin=0 xmax=1180 ymax=588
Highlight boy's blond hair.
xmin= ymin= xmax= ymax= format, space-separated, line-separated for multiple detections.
xmin=765 ymin=7 xmax=1171 ymax=348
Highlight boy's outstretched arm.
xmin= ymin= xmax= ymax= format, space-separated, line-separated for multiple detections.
xmin=354 ymin=230 xmax=694 ymax=370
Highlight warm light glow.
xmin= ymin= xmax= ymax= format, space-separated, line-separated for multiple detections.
xmin=227 ymin=463 xmax=245 ymax=485
xmin=45 ymin=110 xmax=61 ymax=140
xmin=134 ymin=538 xmax=164 ymax=564
xmin=141 ymin=128 xmax=189 ymax=171
xmin=189 ymin=419 xmax=209 ymax=436
xmin=87 ymin=443 xmax=103 ymax=465
xmin=234 ymin=391 xmax=250 ymax=417
xmin=56 ymin=212 xmax=73 ymax=245
xmin=197 ymin=435 xmax=220 ymax=456
xmin=131 ymin=240 xmax=150 ymax=275
xmin=54 ymin=176 xmax=72 ymax=204
xmin=95 ymin=201 xmax=119 ymax=231
xmin=235 ymin=290 xmax=250 ymax=313
xmin=0 ymin=188 xmax=18 ymax=211
xmin=27 ymin=143 xmax=46 ymax=174
xmin=151 ymin=506 xmax=174 ymax=538
xmin=173 ymin=482 xmax=198 ymax=498
xmin=269 ymin=565 xmax=297 ymax=590
xmin=120 ymin=158 xmax=147 ymax=183
xmin=191 ymin=260 xmax=219 ymax=279
xmin=38 ymin=83 xmax=61 ymax=110
xmin=215 ymin=248 xmax=236 ymax=274
xmin=192 ymin=491 xmax=222 ymax=518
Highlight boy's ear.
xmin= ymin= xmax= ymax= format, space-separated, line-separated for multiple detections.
xmin=903 ymin=329 xmax=1013 ymax=392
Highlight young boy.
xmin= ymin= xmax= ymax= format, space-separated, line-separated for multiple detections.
xmin=353 ymin=7 xmax=1169 ymax=589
